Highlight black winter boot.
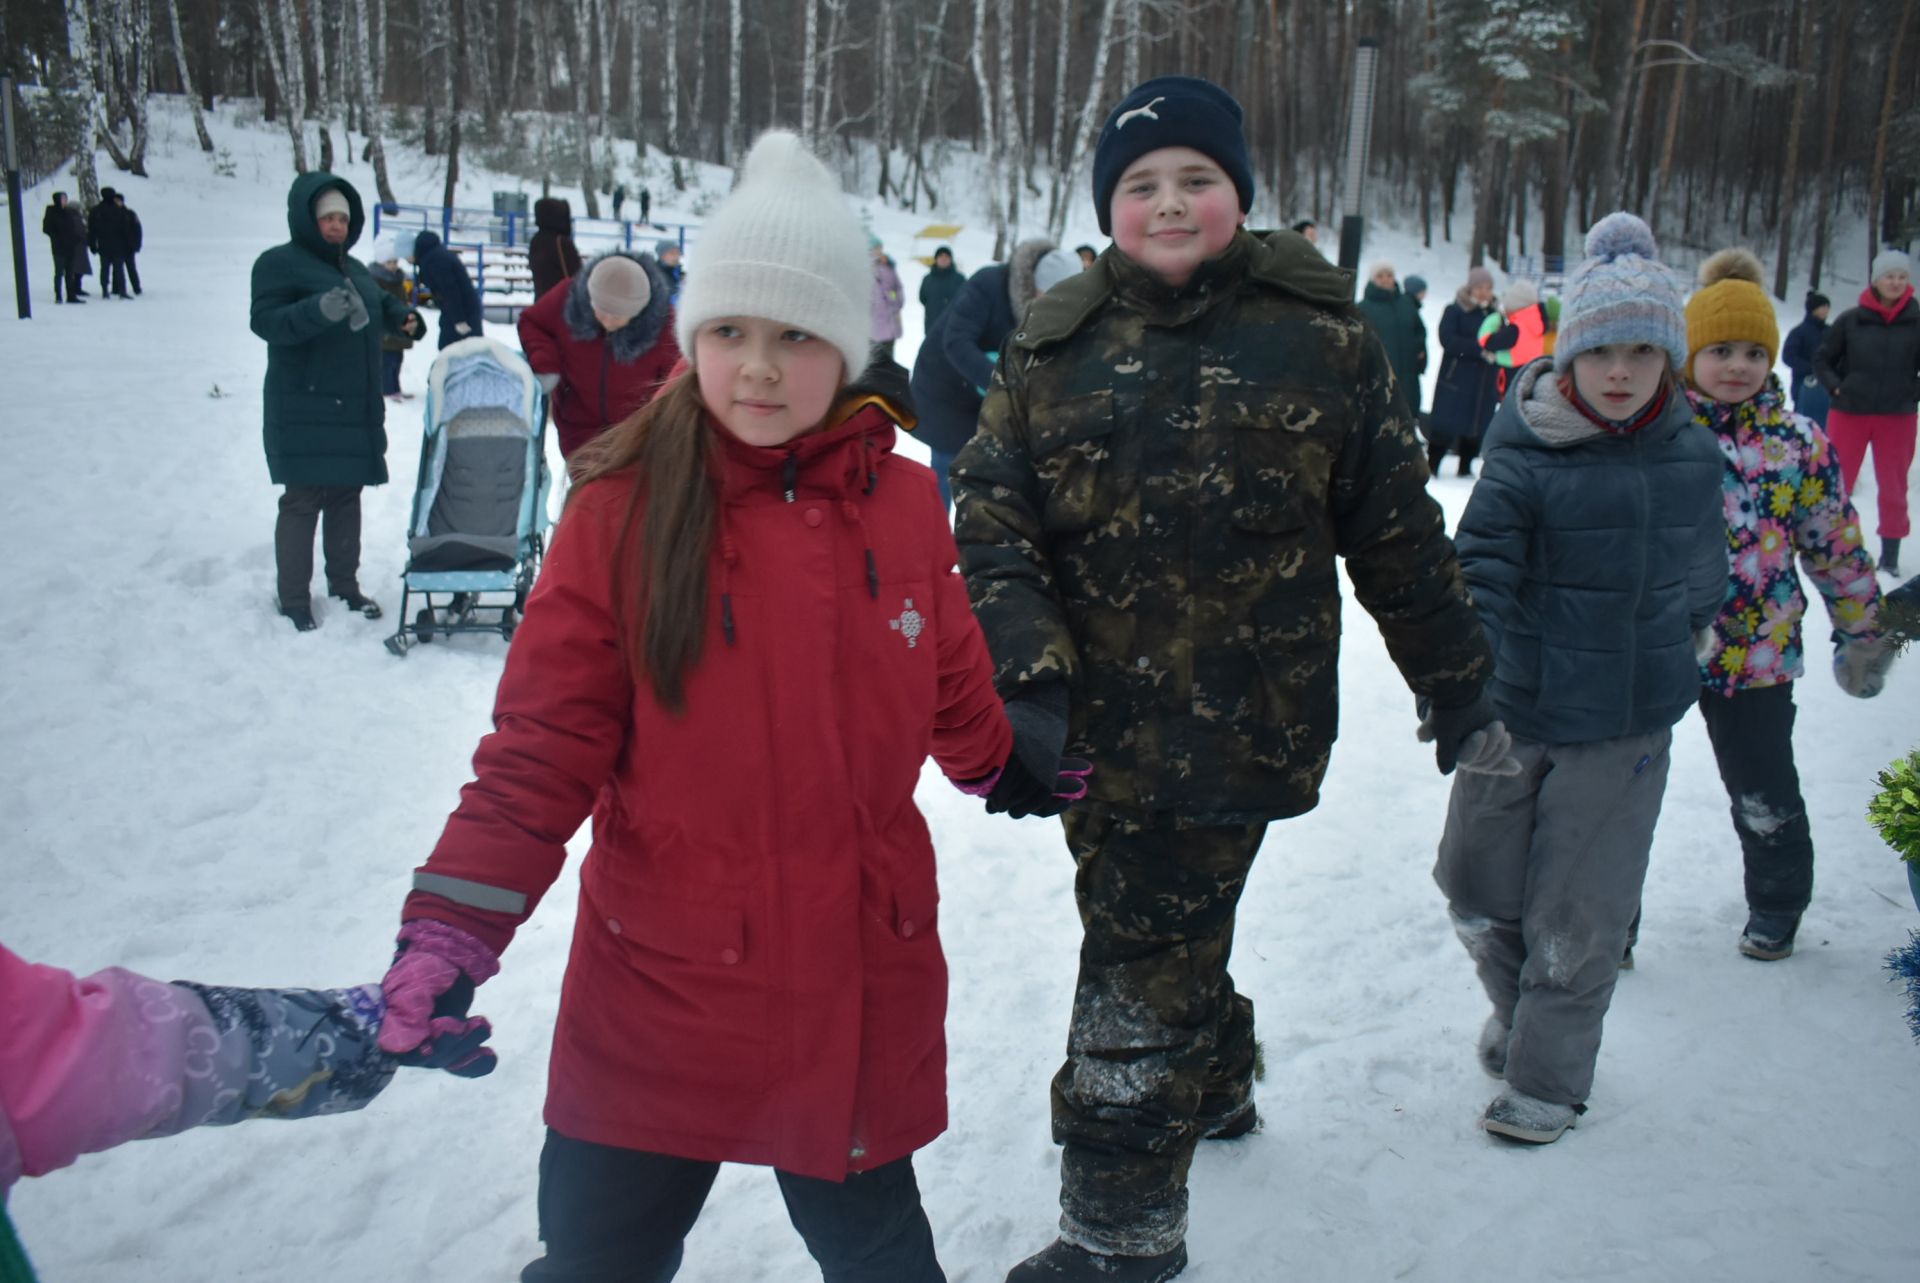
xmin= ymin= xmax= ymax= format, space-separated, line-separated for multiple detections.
xmin=279 ymin=602 xmax=318 ymax=632
xmin=329 ymin=589 xmax=384 ymax=620
xmin=1006 ymin=1239 xmax=1188 ymax=1282
xmin=1883 ymin=538 xmax=1902 ymax=577
xmin=1738 ymin=910 xmax=1801 ymax=961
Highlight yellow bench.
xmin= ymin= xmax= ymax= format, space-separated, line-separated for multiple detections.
xmin=913 ymin=224 xmax=965 ymax=266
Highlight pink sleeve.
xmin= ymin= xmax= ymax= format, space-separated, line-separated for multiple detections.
xmin=0 ymin=944 xmax=209 ymax=1190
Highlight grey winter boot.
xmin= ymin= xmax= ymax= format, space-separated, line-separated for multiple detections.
xmin=1477 ymin=1015 xmax=1510 ymax=1079
xmin=1481 ymin=1087 xmax=1581 ymax=1144
xmin=1006 ymin=1239 xmax=1188 ymax=1282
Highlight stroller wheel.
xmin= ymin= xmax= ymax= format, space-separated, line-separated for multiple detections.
xmin=416 ymin=607 xmax=436 ymax=643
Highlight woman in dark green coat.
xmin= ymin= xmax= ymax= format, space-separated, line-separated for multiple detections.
xmin=250 ymin=172 xmax=423 ymax=631
xmin=918 ymin=245 xmax=966 ymax=330
xmin=1357 ymin=262 xmax=1427 ymax=416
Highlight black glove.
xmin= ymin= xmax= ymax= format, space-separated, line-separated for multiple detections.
xmin=985 ymin=685 xmax=1092 ymax=819
xmin=1415 ymin=692 xmax=1520 ymax=776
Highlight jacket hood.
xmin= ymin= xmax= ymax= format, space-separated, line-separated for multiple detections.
xmin=563 ymin=250 xmax=673 ymax=363
xmin=286 ymin=172 xmax=364 ymax=258
xmin=1488 ymin=358 xmax=1691 ymax=452
xmin=1007 ymin=238 xmax=1057 ymax=315
xmin=534 ymin=198 xmax=574 ymax=235
xmin=412 ymin=230 xmax=444 ymax=258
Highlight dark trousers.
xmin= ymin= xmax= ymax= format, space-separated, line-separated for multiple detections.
xmin=51 ymin=251 xmax=82 ymax=301
xmin=928 ymin=446 xmax=955 ymax=510
xmin=124 ymin=254 xmax=142 ymax=294
xmin=1699 ymin=684 xmax=1814 ymax=916
xmin=100 ymin=255 xmax=130 ymax=297
xmin=520 ymin=1130 xmax=946 ymax=1283
xmin=381 ymin=348 xmax=404 ymax=396
xmin=1426 ymin=434 xmax=1481 ymax=477
xmin=1049 ymin=810 xmax=1266 ymax=1257
xmin=275 ymin=485 xmax=363 ymax=608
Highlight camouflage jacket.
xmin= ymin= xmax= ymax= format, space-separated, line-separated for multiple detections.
xmin=952 ymin=230 xmax=1492 ymax=824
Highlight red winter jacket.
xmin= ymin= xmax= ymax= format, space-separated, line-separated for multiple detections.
xmin=403 ymin=397 xmax=1012 ymax=1180
xmin=518 ymin=255 xmax=681 ymax=459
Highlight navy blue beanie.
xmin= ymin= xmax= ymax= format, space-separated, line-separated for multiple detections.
xmin=1091 ymin=76 xmax=1255 ymax=235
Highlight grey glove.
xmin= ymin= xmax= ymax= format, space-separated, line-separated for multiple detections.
xmin=1417 ymin=693 xmax=1523 ymax=777
xmin=454 ymin=321 xmax=473 ymax=337
xmin=344 ymin=287 xmax=370 ymax=332
xmin=536 ymin=372 xmax=561 ymax=395
xmin=1833 ymin=634 xmax=1895 ymax=699
xmin=1693 ymin=627 xmax=1717 ymax=666
xmin=317 ymin=284 xmax=357 ymax=323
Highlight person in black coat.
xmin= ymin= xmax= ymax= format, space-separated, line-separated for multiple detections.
xmin=918 ymin=245 xmax=966 ymax=331
xmin=528 ymin=197 xmax=583 ymax=300
xmin=1428 ymin=266 xmax=1502 ymax=477
xmin=406 ymin=230 xmax=485 ymax=349
xmin=88 ymin=187 xmax=139 ymax=299
xmin=1781 ymin=291 xmax=1830 ymax=426
xmin=41 ymin=192 xmax=88 ymax=304
xmin=907 ymin=238 xmax=1069 ymax=507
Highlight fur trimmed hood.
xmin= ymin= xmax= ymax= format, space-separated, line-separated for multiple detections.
xmin=1007 ymin=238 xmax=1057 ymax=316
xmin=563 ymin=250 xmax=673 ymax=363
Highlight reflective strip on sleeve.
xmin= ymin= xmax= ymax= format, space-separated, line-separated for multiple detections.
xmin=412 ymin=871 xmax=529 ymax=916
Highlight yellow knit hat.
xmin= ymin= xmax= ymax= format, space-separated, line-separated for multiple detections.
xmin=1684 ymin=248 xmax=1778 ymax=384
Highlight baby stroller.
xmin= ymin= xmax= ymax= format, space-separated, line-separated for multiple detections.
xmin=384 ymin=336 xmax=551 ymax=657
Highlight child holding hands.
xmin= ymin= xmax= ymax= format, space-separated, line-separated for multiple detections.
xmin=376 ymin=131 xmax=1076 ymax=1283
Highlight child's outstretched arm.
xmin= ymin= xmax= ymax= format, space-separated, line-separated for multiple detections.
xmin=1788 ymin=420 xmax=1882 ymax=636
xmin=1 ymin=943 xmax=393 ymax=1191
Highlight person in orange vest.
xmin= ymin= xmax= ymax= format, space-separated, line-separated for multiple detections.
xmin=1480 ymin=280 xmax=1561 ymax=395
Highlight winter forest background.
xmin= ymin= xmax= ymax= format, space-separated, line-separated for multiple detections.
xmin=4 ymin=0 xmax=1917 ymax=287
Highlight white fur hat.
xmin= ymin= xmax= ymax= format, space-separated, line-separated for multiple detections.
xmin=674 ymin=131 xmax=871 ymax=378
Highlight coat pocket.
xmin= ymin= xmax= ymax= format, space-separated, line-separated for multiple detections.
xmin=1247 ymin=588 xmax=1341 ymax=772
xmin=1228 ymin=384 xmax=1333 ymax=536
xmin=1030 ymin=389 xmax=1116 ymax=532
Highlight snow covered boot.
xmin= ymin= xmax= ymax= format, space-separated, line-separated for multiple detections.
xmin=1476 ymin=1015 xmax=1509 ymax=1079
xmin=330 ymin=588 xmax=384 ymax=620
xmin=1197 ymin=1093 xmax=1259 ymax=1140
xmin=1481 ymin=1087 xmax=1581 ymax=1144
xmin=279 ymin=602 xmax=318 ymax=632
xmin=1005 ymin=1239 xmax=1188 ymax=1282
xmin=1738 ymin=910 xmax=1801 ymax=961
xmin=1882 ymin=538 xmax=1902 ymax=577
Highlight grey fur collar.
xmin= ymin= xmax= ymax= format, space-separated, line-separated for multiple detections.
xmin=1515 ymin=361 xmax=1610 ymax=447
xmin=1007 ymin=238 xmax=1056 ymax=315
xmin=564 ymin=250 xmax=673 ymax=363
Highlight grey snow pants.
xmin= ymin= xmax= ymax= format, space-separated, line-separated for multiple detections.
xmin=1433 ymin=728 xmax=1672 ymax=1106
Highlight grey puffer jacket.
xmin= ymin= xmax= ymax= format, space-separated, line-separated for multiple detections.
xmin=1454 ymin=359 xmax=1726 ymax=745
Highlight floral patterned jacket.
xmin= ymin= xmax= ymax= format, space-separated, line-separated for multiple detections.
xmin=1691 ymin=377 xmax=1881 ymax=696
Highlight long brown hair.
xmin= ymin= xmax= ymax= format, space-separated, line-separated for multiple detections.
xmin=568 ymin=373 xmax=720 ymax=711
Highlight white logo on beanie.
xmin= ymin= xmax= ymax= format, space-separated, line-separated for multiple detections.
xmin=1116 ymin=97 xmax=1166 ymax=129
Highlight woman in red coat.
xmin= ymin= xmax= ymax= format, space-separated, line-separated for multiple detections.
xmin=375 ymin=131 xmax=1086 ymax=1282
xmin=518 ymin=249 xmax=681 ymax=461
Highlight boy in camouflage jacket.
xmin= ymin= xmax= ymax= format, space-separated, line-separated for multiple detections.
xmin=953 ymin=76 xmax=1504 ymax=1283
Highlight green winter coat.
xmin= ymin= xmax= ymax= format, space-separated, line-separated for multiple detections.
xmin=953 ymin=230 xmax=1492 ymax=824
xmin=1357 ymin=280 xmax=1427 ymax=416
xmin=250 ymin=173 xmax=416 ymax=486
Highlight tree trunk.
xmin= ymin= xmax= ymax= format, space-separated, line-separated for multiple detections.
xmin=255 ymin=0 xmax=309 ymax=170
xmin=1868 ymin=0 xmax=1916 ymax=263
xmin=422 ymin=0 xmax=445 ymax=154
xmin=351 ymin=0 xmax=395 ymax=203
xmin=1647 ymin=0 xmax=1695 ymax=228
xmin=665 ymin=0 xmax=682 ymax=184
xmin=1773 ymin=0 xmax=1818 ymax=299
xmin=800 ymin=0 xmax=819 ymax=142
xmin=567 ymin=0 xmax=600 ymax=213
xmin=725 ymin=0 xmax=742 ymax=164
xmin=876 ymin=0 xmax=896 ymax=197
xmin=165 ymin=0 xmax=215 ymax=151
xmin=996 ymin=0 xmax=1021 ymax=241
xmin=63 ymin=0 xmax=105 ymax=206
xmin=1122 ymin=0 xmax=1140 ymax=87
xmin=312 ymin=0 xmax=334 ymax=171
xmin=1049 ymin=0 xmax=1121 ymax=242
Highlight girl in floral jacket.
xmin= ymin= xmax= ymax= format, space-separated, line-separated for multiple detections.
xmin=1685 ymin=249 xmax=1895 ymax=962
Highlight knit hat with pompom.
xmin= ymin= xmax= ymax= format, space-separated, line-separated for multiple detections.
xmin=1685 ymin=247 xmax=1778 ymax=379
xmin=674 ymin=130 xmax=872 ymax=377
xmin=1554 ymin=212 xmax=1689 ymax=372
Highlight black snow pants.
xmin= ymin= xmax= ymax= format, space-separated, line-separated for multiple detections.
xmin=1699 ymin=683 xmax=1815 ymax=916
xmin=519 ymin=1130 xmax=947 ymax=1283
xmin=275 ymin=485 xmax=363 ymax=609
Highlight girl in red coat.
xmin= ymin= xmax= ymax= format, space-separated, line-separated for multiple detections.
xmin=375 ymin=131 xmax=1085 ymax=1283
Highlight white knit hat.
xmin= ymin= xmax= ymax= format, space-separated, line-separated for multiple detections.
xmin=674 ymin=131 xmax=871 ymax=377
xmin=1871 ymin=248 xmax=1912 ymax=284
xmin=312 ymin=188 xmax=351 ymax=222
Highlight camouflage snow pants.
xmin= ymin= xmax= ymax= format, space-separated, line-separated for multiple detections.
xmin=1049 ymin=809 xmax=1266 ymax=1257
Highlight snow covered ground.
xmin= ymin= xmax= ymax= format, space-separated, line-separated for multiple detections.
xmin=3 ymin=100 xmax=1918 ymax=1282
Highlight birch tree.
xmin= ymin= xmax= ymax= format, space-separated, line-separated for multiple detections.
xmin=63 ymin=0 xmax=105 ymax=206
xmin=567 ymin=0 xmax=600 ymax=213
xmin=254 ymin=0 xmax=309 ymax=170
xmin=800 ymin=0 xmax=819 ymax=143
xmin=165 ymin=0 xmax=216 ymax=152
xmin=1049 ymin=0 xmax=1122 ymax=239
xmin=311 ymin=0 xmax=334 ymax=171
xmin=996 ymin=0 xmax=1021 ymax=239
xmin=352 ymin=0 xmax=396 ymax=202
xmin=421 ymin=0 xmax=446 ymax=153
xmin=969 ymin=0 xmax=1004 ymax=252
xmin=725 ymin=0 xmax=742 ymax=163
